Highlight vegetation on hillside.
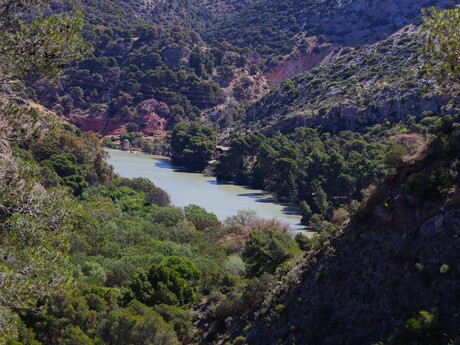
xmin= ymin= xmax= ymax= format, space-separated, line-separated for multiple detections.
xmin=0 ymin=0 xmax=89 ymax=83
xmin=243 ymin=28 xmax=455 ymax=135
xmin=203 ymin=0 xmax=459 ymax=57
xmin=199 ymin=7 xmax=460 ymax=343
xmin=29 ymin=2 xmax=268 ymax=134
xmin=236 ymin=124 xmax=460 ymax=345
xmin=0 ymin=1 xmax=302 ymax=343
xmin=1 ymin=122 xmax=303 ymax=342
xmin=215 ymin=110 xmax=458 ymax=226
xmin=422 ymin=6 xmax=460 ymax=92
xmin=2 ymin=1 xmax=460 ymax=344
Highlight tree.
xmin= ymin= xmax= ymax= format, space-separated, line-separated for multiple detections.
xmin=422 ymin=6 xmax=460 ymax=92
xmin=126 ymin=122 xmax=139 ymax=133
xmin=0 ymin=158 xmax=76 ymax=336
xmin=242 ymin=230 xmax=298 ymax=278
xmin=114 ymin=177 xmax=170 ymax=206
xmin=0 ymin=0 xmax=91 ymax=153
xmin=0 ymin=2 xmax=89 ymax=336
xmin=183 ymin=204 xmax=219 ymax=231
xmin=125 ymin=257 xmax=200 ymax=307
xmin=0 ymin=0 xmax=89 ymax=84
xmin=170 ymin=122 xmax=216 ymax=172
xmin=299 ymin=201 xmax=313 ymax=224
xmin=224 ymin=209 xmax=258 ymax=227
xmin=40 ymin=153 xmax=88 ymax=195
xmin=384 ymin=144 xmax=407 ymax=172
xmin=101 ymin=300 xmax=179 ymax=345
xmin=312 ymin=180 xmax=330 ymax=217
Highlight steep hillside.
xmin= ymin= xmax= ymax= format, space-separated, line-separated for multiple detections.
xmin=74 ymin=0 xmax=460 ymax=86
xmin=232 ymin=128 xmax=460 ymax=344
xmin=204 ymin=0 xmax=460 ymax=56
xmin=43 ymin=0 xmax=460 ymax=136
xmin=77 ymin=0 xmax=211 ymax=30
xmin=31 ymin=15 xmax=270 ymax=135
xmin=77 ymin=0 xmax=242 ymax=30
xmin=245 ymin=27 xmax=455 ymax=134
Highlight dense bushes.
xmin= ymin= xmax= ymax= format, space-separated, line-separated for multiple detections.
xmin=125 ymin=257 xmax=201 ymax=307
xmin=243 ymin=230 xmax=300 ymax=278
xmin=216 ymin=114 xmax=460 ymax=226
xmin=216 ymin=127 xmax=390 ymax=225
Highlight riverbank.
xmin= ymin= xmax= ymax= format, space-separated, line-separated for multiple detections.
xmin=106 ymin=149 xmax=306 ymax=231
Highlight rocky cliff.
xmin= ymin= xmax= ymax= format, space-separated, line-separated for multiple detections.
xmin=246 ymin=27 xmax=456 ymax=134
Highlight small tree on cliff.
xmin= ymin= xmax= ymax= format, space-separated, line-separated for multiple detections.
xmin=422 ymin=6 xmax=460 ymax=93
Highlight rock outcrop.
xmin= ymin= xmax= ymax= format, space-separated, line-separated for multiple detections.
xmin=246 ymin=28 xmax=456 ymax=134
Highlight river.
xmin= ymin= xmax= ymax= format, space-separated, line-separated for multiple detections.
xmin=106 ymin=149 xmax=304 ymax=231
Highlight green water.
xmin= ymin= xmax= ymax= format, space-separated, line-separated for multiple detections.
xmin=106 ymin=149 xmax=304 ymax=231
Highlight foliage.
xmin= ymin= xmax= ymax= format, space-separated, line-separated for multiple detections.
xmin=114 ymin=177 xmax=171 ymax=206
xmin=396 ymin=310 xmax=443 ymax=345
xmin=1 ymin=134 xmax=254 ymax=343
xmin=4 ymin=2 xmax=460 ymax=344
xmin=0 ymin=0 xmax=89 ymax=83
xmin=0 ymin=102 xmax=56 ymax=144
xmin=216 ymin=111 xmax=460 ymax=227
xmin=225 ymin=209 xmax=258 ymax=228
xmin=0 ymin=2 xmax=90 ymax=331
xmin=100 ymin=300 xmax=180 ymax=345
xmin=422 ymin=6 xmax=460 ymax=92
xmin=245 ymin=30 xmax=433 ymax=135
xmin=404 ymin=167 xmax=457 ymax=199
xmin=170 ymin=122 xmax=217 ymax=172
xmin=384 ymin=144 xmax=407 ymax=172
xmin=212 ymin=273 xmax=273 ymax=326
xmin=0 ymin=158 xmax=75 ymax=335
xmin=125 ymin=257 xmax=201 ymax=307
xmin=242 ymin=230 xmax=299 ymax=278
xmin=216 ymin=127 xmax=390 ymax=224
xmin=30 ymin=13 xmax=265 ymax=132
xmin=183 ymin=204 xmax=220 ymax=231
xmin=152 ymin=304 xmax=195 ymax=343
xmin=40 ymin=152 xmax=88 ymax=195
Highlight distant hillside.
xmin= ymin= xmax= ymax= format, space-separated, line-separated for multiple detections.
xmin=237 ymin=127 xmax=460 ymax=344
xmin=33 ymin=3 xmax=270 ymax=135
xmin=79 ymin=0 xmax=460 ymax=72
xmin=244 ymin=27 xmax=455 ymax=134
xmin=77 ymin=0 xmax=238 ymax=31
xmin=204 ymin=0 xmax=460 ymax=56
xmin=43 ymin=0 xmax=460 ymax=136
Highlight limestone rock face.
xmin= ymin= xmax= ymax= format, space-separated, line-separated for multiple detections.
xmin=245 ymin=28 xmax=454 ymax=135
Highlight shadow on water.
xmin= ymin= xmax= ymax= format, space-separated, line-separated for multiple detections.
xmin=238 ymin=192 xmax=273 ymax=200
xmin=208 ymin=180 xmax=302 ymax=221
xmin=236 ymin=193 xmax=301 ymax=218
xmin=207 ymin=180 xmax=237 ymax=186
xmin=154 ymin=159 xmax=173 ymax=169
xmin=106 ymin=149 xmax=307 ymax=231
xmin=154 ymin=160 xmax=193 ymax=173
